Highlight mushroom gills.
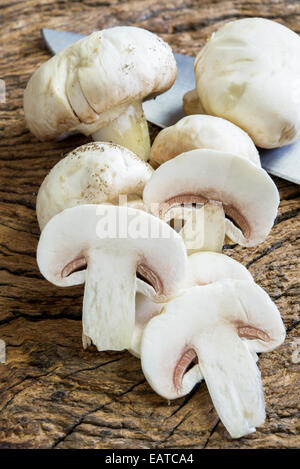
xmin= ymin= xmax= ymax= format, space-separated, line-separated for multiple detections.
xmin=92 ymin=101 xmax=150 ymax=161
xmin=173 ymin=349 xmax=200 ymax=391
xmin=82 ymin=249 xmax=137 ymax=351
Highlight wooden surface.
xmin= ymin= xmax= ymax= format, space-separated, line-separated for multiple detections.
xmin=0 ymin=0 xmax=299 ymax=449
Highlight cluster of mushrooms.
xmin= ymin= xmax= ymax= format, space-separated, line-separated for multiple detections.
xmin=23 ymin=17 xmax=300 ymax=438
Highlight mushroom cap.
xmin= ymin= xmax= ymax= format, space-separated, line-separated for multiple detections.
xmin=185 ymin=251 xmax=253 ymax=287
xmin=36 ymin=142 xmax=153 ymax=230
xmin=141 ymin=280 xmax=285 ymax=436
xmin=150 ymin=115 xmax=260 ymax=168
xmin=194 ymin=18 xmax=300 ymax=148
xmin=143 ymin=149 xmax=279 ymax=247
xmin=37 ymin=204 xmax=187 ymax=300
xmin=24 ymin=26 xmax=177 ymax=140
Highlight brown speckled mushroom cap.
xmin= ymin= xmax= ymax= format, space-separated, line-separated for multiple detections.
xmin=36 ymin=142 xmax=153 ymax=230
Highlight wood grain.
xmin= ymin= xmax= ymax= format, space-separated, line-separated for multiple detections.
xmin=0 ymin=0 xmax=299 ymax=449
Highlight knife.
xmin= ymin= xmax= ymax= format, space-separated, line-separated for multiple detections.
xmin=42 ymin=28 xmax=300 ymax=185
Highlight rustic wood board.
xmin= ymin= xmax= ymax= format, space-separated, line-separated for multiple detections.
xmin=0 ymin=0 xmax=299 ymax=449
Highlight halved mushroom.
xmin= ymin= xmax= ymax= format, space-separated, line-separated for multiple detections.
xmin=24 ymin=26 xmax=177 ymax=160
xmin=143 ymin=149 xmax=279 ymax=251
xmin=184 ymin=18 xmax=300 ymax=148
xmin=37 ymin=204 xmax=187 ymax=351
xmin=130 ymin=251 xmax=253 ymax=357
xmin=150 ymin=114 xmax=260 ymax=168
xmin=141 ymin=279 xmax=285 ymax=438
xmin=36 ymin=142 xmax=153 ymax=230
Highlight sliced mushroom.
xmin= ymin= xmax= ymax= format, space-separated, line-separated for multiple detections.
xmin=37 ymin=204 xmax=187 ymax=352
xmin=141 ymin=279 xmax=285 ymax=438
xmin=36 ymin=142 xmax=153 ymax=230
xmin=162 ymin=204 xmax=226 ymax=254
xmin=150 ymin=114 xmax=260 ymax=168
xmin=130 ymin=251 xmax=254 ymax=358
xmin=184 ymin=18 xmax=300 ymax=148
xmin=24 ymin=26 xmax=177 ymax=160
xmin=143 ymin=149 xmax=279 ymax=251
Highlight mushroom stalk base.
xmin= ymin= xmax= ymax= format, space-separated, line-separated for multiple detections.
xmin=196 ymin=327 xmax=266 ymax=438
xmin=82 ymin=249 xmax=136 ymax=351
xmin=92 ymin=101 xmax=150 ymax=161
xmin=178 ymin=202 xmax=225 ymax=253
xmin=183 ymin=89 xmax=206 ymax=115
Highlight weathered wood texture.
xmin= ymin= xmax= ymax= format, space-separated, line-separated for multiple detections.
xmin=0 ymin=0 xmax=299 ymax=449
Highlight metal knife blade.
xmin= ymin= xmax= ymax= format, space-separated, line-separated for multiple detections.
xmin=42 ymin=28 xmax=300 ymax=184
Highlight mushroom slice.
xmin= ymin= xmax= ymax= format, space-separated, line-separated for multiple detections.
xmin=24 ymin=26 xmax=177 ymax=161
xmin=141 ymin=280 xmax=285 ymax=438
xmin=143 ymin=149 xmax=279 ymax=250
xmin=150 ymin=114 xmax=260 ymax=168
xmin=187 ymin=18 xmax=300 ymax=148
xmin=36 ymin=142 xmax=153 ymax=230
xmin=131 ymin=252 xmax=253 ymax=358
xmin=162 ymin=203 xmax=225 ymax=254
xmin=37 ymin=204 xmax=187 ymax=352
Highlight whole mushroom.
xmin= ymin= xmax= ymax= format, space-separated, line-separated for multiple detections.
xmin=150 ymin=114 xmax=260 ymax=168
xmin=141 ymin=279 xmax=286 ymax=438
xmin=184 ymin=18 xmax=300 ymax=148
xmin=24 ymin=26 xmax=177 ymax=161
xmin=36 ymin=142 xmax=153 ymax=230
xmin=37 ymin=204 xmax=187 ymax=352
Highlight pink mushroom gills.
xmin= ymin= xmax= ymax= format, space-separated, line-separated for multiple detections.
xmin=143 ymin=149 xmax=279 ymax=252
xmin=129 ymin=251 xmax=254 ymax=358
xmin=23 ymin=26 xmax=177 ymax=161
xmin=140 ymin=279 xmax=286 ymax=438
xmin=37 ymin=204 xmax=187 ymax=352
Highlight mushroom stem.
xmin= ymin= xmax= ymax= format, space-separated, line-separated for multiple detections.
xmin=92 ymin=101 xmax=150 ymax=161
xmin=82 ymin=249 xmax=137 ymax=351
xmin=196 ymin=327 xmax=266 ymax=438
xmin=180 ymin=201 xmax=225 ymax=253
xmin=183 ymin=89 xmax=206 ymax=115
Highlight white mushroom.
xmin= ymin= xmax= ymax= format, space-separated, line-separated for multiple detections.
xmin=184 ymin=251 xmax=253 ymax=286
xmin=150 ymin=115 xmax=260 ymax=168
xmin=24 ymin=27 xmax=177 ymax=161
xmin=36 ymin=142 xmax=153 ymax=230
xmin=130 ymin=252 xmax=254 ymax=357
xmin=184 ymin=18 xmax=300 ymax=148
xmin=143 ymin=149 xmax=279 ymax=251
xmin=37 ymin=204 xmax=187 ymax=352
xmin=141 ymin=279 xmax=285 ymax=438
